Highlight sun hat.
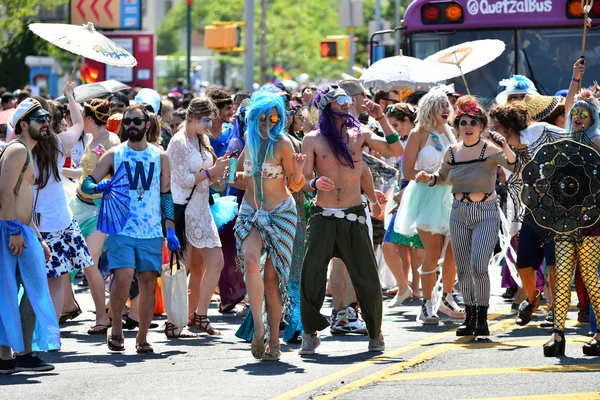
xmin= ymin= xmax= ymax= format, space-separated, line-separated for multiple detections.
xmin=495 ymin=75 xmax=538 ymax=105
xmin=524 ymin=94 xmax=562 ymax=122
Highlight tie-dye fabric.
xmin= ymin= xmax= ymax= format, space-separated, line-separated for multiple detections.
xmin=113 ymin=143 xmax=163 ymax=239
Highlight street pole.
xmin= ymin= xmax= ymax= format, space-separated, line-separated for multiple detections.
xmin=394 ymin=0 xmax=400 ymax=55
xmin=375 ymin=0 xmax=382 ymax=32
xmin=186 ymin=0 xmax=192 ymax=90
xmin=244 ymin=0 xmax=255 ymax=91
xmin=348 ymin=0 xmax=355 ymax=75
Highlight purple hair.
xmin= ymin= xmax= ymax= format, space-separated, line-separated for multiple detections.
xmin=314 ymin=88 xmax=361 ymax=168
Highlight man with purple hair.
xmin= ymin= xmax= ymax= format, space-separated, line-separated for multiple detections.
xmin=299 ymin=85 xmax=404 ymax=354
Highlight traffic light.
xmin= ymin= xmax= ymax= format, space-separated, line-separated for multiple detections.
xmin=320 ymin=40 xmax=338 ymax=59
xmin=204 ymin=22 xmax=245 ymax=52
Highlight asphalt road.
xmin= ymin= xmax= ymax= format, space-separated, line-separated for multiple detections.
xmin=1 ymin=266 xmax=600 ymax=400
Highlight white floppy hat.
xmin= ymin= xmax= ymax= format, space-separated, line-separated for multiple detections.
xmin=495 ymin=75 xmax=538 ymax=105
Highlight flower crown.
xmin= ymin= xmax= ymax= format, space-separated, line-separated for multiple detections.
xmin=574 ymin=83 xmax=600 ymax=108
xmin=455 ymin=100 xmax=480 ymax=117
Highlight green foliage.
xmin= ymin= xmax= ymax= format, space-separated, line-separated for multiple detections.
xmin=156 ymin=0 xmax=414 ymax=84
xmin=0 ymin=0 xmax=68 ymax=90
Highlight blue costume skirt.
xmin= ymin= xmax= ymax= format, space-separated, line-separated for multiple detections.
xmin=0 ymin=222 xmax=60 ymax=352
xmin=394 ymin=180 xmax=452 ymax=237
xmin=384 ymin=210 xmax=424 ymax=249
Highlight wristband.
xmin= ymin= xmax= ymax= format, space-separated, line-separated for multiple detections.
xmin=310 ymin=177 xmax=318 ymax=190
xmin=7 ymin=219 xmax=22 ymax=236
xmin=385 ymin=131 xmax=400 ymax=145
xmin=205 ymin=169 xmax=211 ymax=181
xmin=572 ymin=76 xmax=581 ymax=83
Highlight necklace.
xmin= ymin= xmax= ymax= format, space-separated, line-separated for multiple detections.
xmin=463 ymin=138 xmax=481 ymax=148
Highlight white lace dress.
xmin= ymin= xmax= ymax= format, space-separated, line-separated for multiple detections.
xmin=167 ymin=130 xmax=221 ymax=249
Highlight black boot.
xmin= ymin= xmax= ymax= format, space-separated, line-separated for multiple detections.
xmin=474 ymin=306 xmax=490 ymax=336
xmin=456 ymin=305 xmax=476 ymax=336
xmin=544 ymin=329 xmax=566 ymax=357
xmin=583 ymin=329 xmax=600 ymax=356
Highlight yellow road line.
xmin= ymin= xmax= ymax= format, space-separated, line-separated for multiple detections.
xmin=383 ymin=363 xmax=600 ymax=381
xmin=272 ymin=307 xmax=513 ymax=400
xmin=467 ymin=392 xmax=600 ymax=400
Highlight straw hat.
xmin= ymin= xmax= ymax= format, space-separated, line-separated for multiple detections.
xmin=524 ymin=94 xmax=561 ymax=122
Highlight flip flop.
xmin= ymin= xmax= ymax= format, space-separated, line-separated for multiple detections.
xmin=136 ymin=342 xmax=154 ymax=354
xmin=59 ymin=302 xmax=82 ymax=325
xmin=88 ymin=323 xmax=111 ymax=335
xmin=106 ymin=328 xmax=125 ymax=352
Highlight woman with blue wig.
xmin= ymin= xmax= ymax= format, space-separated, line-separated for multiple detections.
xmin=234 ymin=88 xmax=306 ymax=361
xmin=544 ymin=89 xmax=600 ymax=357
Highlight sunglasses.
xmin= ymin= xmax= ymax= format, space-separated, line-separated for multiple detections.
xmin=111 ymin=102 xmax=126 ymax=108
xmin=570 ymin=108 xmax=590 ymax=119
xmin=200 ymin=117 xmax=213 ymax=127
xmin=29 ymin=115 xmax=50 ymax=124
xmin=123 ymin=117 xmax=147 ymax=126
xmin=459 ymin=119 xmax=479 ymax=127
xmin=431 ymin=134 xmax=444 ymax=152
xmin=335 ymin=95 xmax=353 ymax=105
xmin=260 ymin=114 xmax=281 ymax=124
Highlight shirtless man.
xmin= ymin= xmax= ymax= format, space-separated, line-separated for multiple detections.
xmin=0 ymin=98 xmax=57 ymax=373
xmin=299 ymin=85 xmax=404 ymax=354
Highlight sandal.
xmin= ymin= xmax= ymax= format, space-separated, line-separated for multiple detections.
xmin=88 ymin=323 xmax=111 ymax=335
xmin=59 ymin=300 xmax=82 ymax=325
xmin=123 ymin=317 xmax=159 ymax=330
xmin=106 ymin=328 xmax=125 ymax=352
xmin=262 ymin=342 xmax=281 ymax=361
xmin=165 ymin=322 xmax=199 ymax=339
xmin=135 ymin=341 xmax=154 ymax=354
xmin=251 ymin=332 xmax=265 ymax=360
xmin=189 ymin=313 xmax=221 ymax=335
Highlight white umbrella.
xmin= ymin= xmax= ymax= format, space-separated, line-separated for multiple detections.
xmin=415 ymin=39 xmax=506 ymax=95
xmin=29 ymin=22 xmax=137 ymax=75
xmin=359 ymin=55 xmax=440 ymax=93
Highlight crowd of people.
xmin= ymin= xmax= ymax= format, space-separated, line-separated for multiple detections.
xmin=1 ymin=55 xmax=600 ymax=373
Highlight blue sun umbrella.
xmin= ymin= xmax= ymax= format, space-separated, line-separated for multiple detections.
xmin=97 ymin=163 xmax=131 ymax=235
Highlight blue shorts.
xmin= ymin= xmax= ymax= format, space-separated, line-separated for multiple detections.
xmin=106 ymin=235 xmax=163 ymax=275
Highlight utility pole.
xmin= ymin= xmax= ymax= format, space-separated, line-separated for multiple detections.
xmin=244 ymin=0 xmax=255 ymax=91
xmin=259 ymin=0 xmax=268 ymax=85
xmin=186 ymin=0 xmax=192 ymax=90
xmin=375 ymin=0 xmax=382 ymax=32
xmin=394 ymin=0 xmax=400 ymax=55
xmin=348 ymin=1 xmax=355 ymax=75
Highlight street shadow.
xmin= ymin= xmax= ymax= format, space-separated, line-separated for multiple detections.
xmin=0 ymin=372 xmax=59 ymax=385
xmin=224 ymin=361 xmax=305 ymax=376
xmin=298 ymin=352 xmax=401 ymax=366
xmin=43 ymin=349 xmax=185 ymax=367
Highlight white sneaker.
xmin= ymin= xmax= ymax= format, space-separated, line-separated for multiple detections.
xmin=389 ymin=287 xmax=413 ymax=308
xmin=420 ymin=300 xmax=440 ymax=325
xmin=299 ymin=333 xmax=320 ymax=355
xmin=438 ymin=293 xmax=466 ymax=319
xmin=331 ymin=306 xmax=368 ymax=334
xmin=330 ymin=308 xmax=348 ymax=334
xmin=368 ymin=333 xmax=385 ymax=352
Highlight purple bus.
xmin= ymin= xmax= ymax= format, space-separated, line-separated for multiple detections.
xmin=402 ymin=0 xmax=600 ymax=99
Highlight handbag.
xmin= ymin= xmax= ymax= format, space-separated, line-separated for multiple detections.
xmin=173 ymin=184 xmax=196 ymax=255
xmin=161 ymin=252 xmax=188 ymax=328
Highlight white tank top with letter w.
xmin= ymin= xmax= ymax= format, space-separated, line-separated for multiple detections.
xmin=113 ymin=143 xmax=162 ymax=239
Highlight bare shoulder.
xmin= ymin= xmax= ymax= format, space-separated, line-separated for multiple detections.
xmin=108 ymin=132 xmax=122 ymax=147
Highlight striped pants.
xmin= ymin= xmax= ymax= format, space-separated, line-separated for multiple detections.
xmin=449 ymin=200 xmax=501 ymax=307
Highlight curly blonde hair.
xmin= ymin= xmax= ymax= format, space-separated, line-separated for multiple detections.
xmin=416 ymin=89 xmax=454 ymax=132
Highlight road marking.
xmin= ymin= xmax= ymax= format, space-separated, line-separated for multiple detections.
xmin=467 ymin=392 xmax=600 ymax=400
xmin=383 ymin=363 xmax=600 ymax=381
xmin=271 ymin=307 xmax=512 ymax=400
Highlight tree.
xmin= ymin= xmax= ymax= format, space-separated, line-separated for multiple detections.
xmin=0 ymin=0 xmax=68 ymax=90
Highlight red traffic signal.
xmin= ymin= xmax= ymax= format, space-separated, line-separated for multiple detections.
xmin=320 ymin=40 xmax=338 ymax=58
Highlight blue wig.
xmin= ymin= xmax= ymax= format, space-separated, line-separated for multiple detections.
xmin=566 ymin=100 xmax=600 ymax=143
xmin=245 ymin=90 xmax=286 ymax=203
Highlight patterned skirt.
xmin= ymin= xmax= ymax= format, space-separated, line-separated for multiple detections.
xmin=234 ymin=196 xmax=297 ymax=338
xmin=41 ymin=217 xmax=93 ymax=279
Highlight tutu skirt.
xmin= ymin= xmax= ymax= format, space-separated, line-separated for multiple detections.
xmin=210 ymin=195 xmax=239 ymax=231
xmin=394 ymin=181 xmax=452 ymax=237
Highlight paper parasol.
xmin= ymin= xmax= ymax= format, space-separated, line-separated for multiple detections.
xmin=414 ymin=39 xmax=506 ymax=95
xmin=521 ymin=139 xmax=600 ymax=234
xmin=97 ymin=162 xmax=131 ymax=235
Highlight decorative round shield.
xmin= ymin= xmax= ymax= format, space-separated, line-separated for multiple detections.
xmin=521 ymin=139 xmax=600 ymax=234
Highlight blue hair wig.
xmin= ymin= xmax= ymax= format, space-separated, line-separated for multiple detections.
xmin=566 ymin=100 xmax=600 ymax=142
xmin=246 ymin=91 xmax=286 ymax=172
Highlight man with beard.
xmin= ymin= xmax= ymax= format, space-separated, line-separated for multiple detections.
xmin=81 ymin=104 xmax=181 ymax=354
xmin=299 ymin=86 xmax=404 ymax=354
xmin=0 ymin=98 xmax=58 ymax=373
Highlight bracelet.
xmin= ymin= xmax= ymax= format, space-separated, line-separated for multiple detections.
xmin=309 ymin=177 xmax=318 ymax=190
xmin=7 ymin=219 xmax=22 ymax=236
xmin=385 ymin=131 xmax=400 ymax=145
xmin=288 ymin=174 xmax=306 ymax=193
xmin=428 ymin=175 xmax=437 ymax=187
xmin=572 ymin=76 xmax=581 ymax=83
xmin=205 ymin=169 xmax=211 ymax=181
